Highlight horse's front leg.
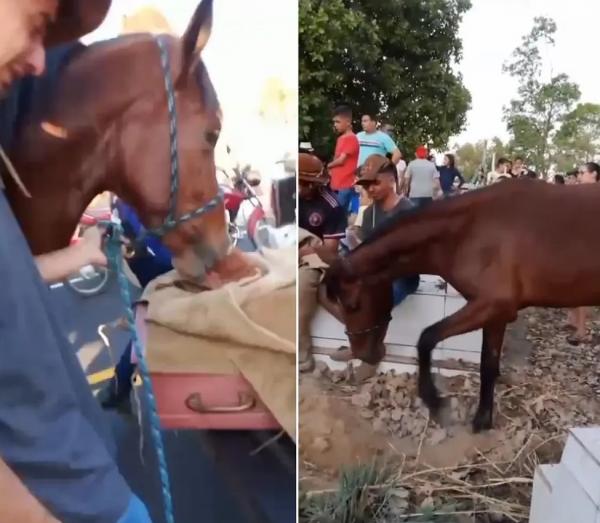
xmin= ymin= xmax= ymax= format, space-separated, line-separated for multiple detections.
xmin=472 ymin=321 xmax=506 ymax=432
xmin=416 ymin=300 xmax=499 ymax=419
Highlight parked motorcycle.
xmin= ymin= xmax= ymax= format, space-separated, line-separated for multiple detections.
xmin=218 ymin=152 xmax=266 ymax=248
xmin=66 ymin=207 xmax=112 ymax=296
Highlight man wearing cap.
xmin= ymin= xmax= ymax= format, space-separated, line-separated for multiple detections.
xmin=0 ymin=2 xmax=152 ymax=522
xmin=403 ymin=145 xmax=442 ymax=208
xmin=330 ymin=155 xmax=420 ymax=363
xmin=298 ymin=153 xmax=347 ymax=371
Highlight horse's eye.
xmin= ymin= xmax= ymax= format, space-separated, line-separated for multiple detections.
xmin=205 ymin=130 xmax=219 ymax=147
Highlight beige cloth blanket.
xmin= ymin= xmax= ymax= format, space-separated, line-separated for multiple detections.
xmin=141 ymin=246 xmax=296 ymax=441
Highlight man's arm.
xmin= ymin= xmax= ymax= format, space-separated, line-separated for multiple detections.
xmin=456 ymin=169 xmax=465 ymax=187
xmin=35 ymin=227 xmax=107 ymax=284
xmin=381 ymin=133 xmax=401 ymax=164
xmin=327 ymin=153 xmax=348 ymax=170
xmin=0 ymin=458 xmax=60 ymax=522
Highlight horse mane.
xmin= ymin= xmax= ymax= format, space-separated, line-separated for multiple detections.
xmin=354 ymin=185 xmax=495 ymax=251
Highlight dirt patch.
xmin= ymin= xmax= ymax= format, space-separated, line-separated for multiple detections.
xmin=300 ymin=308 xmax=600 ymax=521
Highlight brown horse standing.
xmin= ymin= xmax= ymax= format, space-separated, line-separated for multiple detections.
xmin=324 ymin=178 xmax=600 ymax=432
xmin=4 ymin=0 xmax=227 ymax=279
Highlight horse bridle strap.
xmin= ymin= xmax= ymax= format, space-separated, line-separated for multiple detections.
xmin=151 ymin=35 xmax=224 ymax=238
xmin=344 ymin=315 xmax=392 ymax=337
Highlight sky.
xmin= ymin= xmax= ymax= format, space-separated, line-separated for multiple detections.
xmin=83 ymin=0 xmax=297 ymax=171
xmin=453 ymin=0 xmax=600 ymax=145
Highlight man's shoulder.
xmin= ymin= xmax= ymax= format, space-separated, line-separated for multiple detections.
xmin=338 ymin=133 xmax=358 ymax=144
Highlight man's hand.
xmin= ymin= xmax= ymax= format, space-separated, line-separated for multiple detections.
xmin=80 ymin=226 xmax=108 ymax=267
xmin=298 ymin=244 xmax=316 ymax=259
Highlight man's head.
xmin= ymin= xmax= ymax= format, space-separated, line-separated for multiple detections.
xmin=554 ymin=174 xmax=565 ymax=185
xmin=496 ymin=157 xmax=510 ymax=173
xmin=356 ymin=154 xmax=397 ymax=202
xmin=415 ymin=145 xmax=428 ymax=160
xmin=361 ymin=113 xmax=377 ymax=133
xmin=0 ymin=0 xmax=111 ymax=95
xmin=513 ymin=156 xmax=525 ymax=172
xmin=333 ymin=105 xmax=352 ymax=134
xmin=578 ymin=162 xmax=600 ymax=184
xmin=566 ymin=170 xmax=578 ymax=185
xmin=298 ymin=153 xmax=328 ymax=199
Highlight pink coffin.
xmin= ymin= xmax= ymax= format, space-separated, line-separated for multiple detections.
xmin=134 ymin=304 xmax=281 ymax=431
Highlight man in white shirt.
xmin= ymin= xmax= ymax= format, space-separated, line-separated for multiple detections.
xmin=404 ymin=145 xmax=442 ymax=208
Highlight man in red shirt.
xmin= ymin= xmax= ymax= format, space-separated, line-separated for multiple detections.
xmin=327 ymin=105 xmax=359 ymax=213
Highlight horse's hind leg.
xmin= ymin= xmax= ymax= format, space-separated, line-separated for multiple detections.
xmin=416 ymin=300 xmax=501 ymax=416
xmin=473 ymin=321 xmax=506 ymax=433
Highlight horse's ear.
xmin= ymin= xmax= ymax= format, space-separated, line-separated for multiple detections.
xmin=181 ymin=0 xmax=213 ymax=63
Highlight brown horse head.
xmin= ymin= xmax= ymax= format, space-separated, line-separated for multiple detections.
xmin=8 ymin=0 xmax=228 ymax=279
xmin=321 ymin=250 xmax=394 ymax=365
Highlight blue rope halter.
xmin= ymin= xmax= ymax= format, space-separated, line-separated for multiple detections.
xmin=151 ymin=36 xmax=224 ymax=237
xmin=105 ymin=35 xmax=225 ymax=523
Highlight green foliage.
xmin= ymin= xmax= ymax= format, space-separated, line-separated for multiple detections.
xmin=554 ymin=103 xmax=600 ymax=170
xmin=299 ymin=462 xmax=394 ymax=523
xmin=299 ymin=0 xmax=472 ymax=157
xmin=453 ymin=137 xmax=509 ymax=180
xmin=503 ymin=16 xmax=581 ymax=173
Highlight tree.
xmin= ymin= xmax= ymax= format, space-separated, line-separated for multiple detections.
xmin=553 ymin=103 xmax=600 ymax=170
xmin=453 ymin=137 xmax=508 ymax=180
xmin=299 ymin=0 xmax=472 ymax=157
xmin=503 ymin=17 xmax=580 ymax=175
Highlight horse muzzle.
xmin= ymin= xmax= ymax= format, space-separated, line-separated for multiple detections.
xmin=172 ymin=232 xmax=232 ymax=281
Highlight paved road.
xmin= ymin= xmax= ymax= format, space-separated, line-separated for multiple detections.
xmin=49 ymin=236 xmax=295 ymax=523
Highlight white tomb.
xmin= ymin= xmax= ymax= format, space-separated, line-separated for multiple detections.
xmin=531 ymin=427 xmax=600 ymax=523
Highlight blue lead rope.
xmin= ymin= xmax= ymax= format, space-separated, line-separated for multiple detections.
xmin=101 ymin=34 xmax=226 ymax=523
xmin=105 ymin=221 xmax=175 ymax=523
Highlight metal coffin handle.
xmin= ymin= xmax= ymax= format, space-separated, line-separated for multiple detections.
xmin=185 ymin=391 xmax=256 ymax=414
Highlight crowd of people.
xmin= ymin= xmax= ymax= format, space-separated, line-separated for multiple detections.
xmin=298 ymin=104 xmax=600 ymax=371
xmin=298 ymin=105 xmax=465 ymax=372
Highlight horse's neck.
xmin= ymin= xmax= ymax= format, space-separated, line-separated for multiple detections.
xmin=7 ymin=41 xmax=146 ymax=254
xmin=351 ymin=218 xmax=444 ymax=277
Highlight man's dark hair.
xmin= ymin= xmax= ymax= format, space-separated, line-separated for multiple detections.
xmin=496 ymin=157 xmax=510 ymax=168
xmin=362 ymin=113 xmax=377 ymax=122
xmin=378 ymin=162 xmax=398 ymax=183
xmin=334 ymin=105 xmax=352 ymax=120
xmin=554 ymin=174 xmax=565 ymax=184
xmin=566 ymin=170 xmax=577 ymax=178
xmin=514 ymin=156 xmax=525 ymax=163
xmin=445 ymin=153 xmax=456 ymax=168
xmin=585 ymin=162 xmax=600 ymax=181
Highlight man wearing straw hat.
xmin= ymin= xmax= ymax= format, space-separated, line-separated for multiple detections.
xmin=0 ymin=1 xmax=152 ymax=522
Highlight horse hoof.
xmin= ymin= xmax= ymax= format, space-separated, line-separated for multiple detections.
xmin=431 ymin=401 xmax=452 ymax=427
xmin=418 ymin=383 xmax=442 ymax=412
xmin=472 ymin=412 xmax=493 ymax=433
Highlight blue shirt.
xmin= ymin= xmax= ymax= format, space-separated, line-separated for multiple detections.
xmin=115 ymin=198 xmax=173 ymax=269
xmin=438 ymin=166 xmax=464 ymax=193
xmin=356 ymin=130 xmax=397 ymax=166
xmin=0 ymin=45 xmax=131 ymax=523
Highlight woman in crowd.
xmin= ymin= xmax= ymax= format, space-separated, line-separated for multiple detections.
xmin=566 ymin=162 xmax=600 ymax=345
